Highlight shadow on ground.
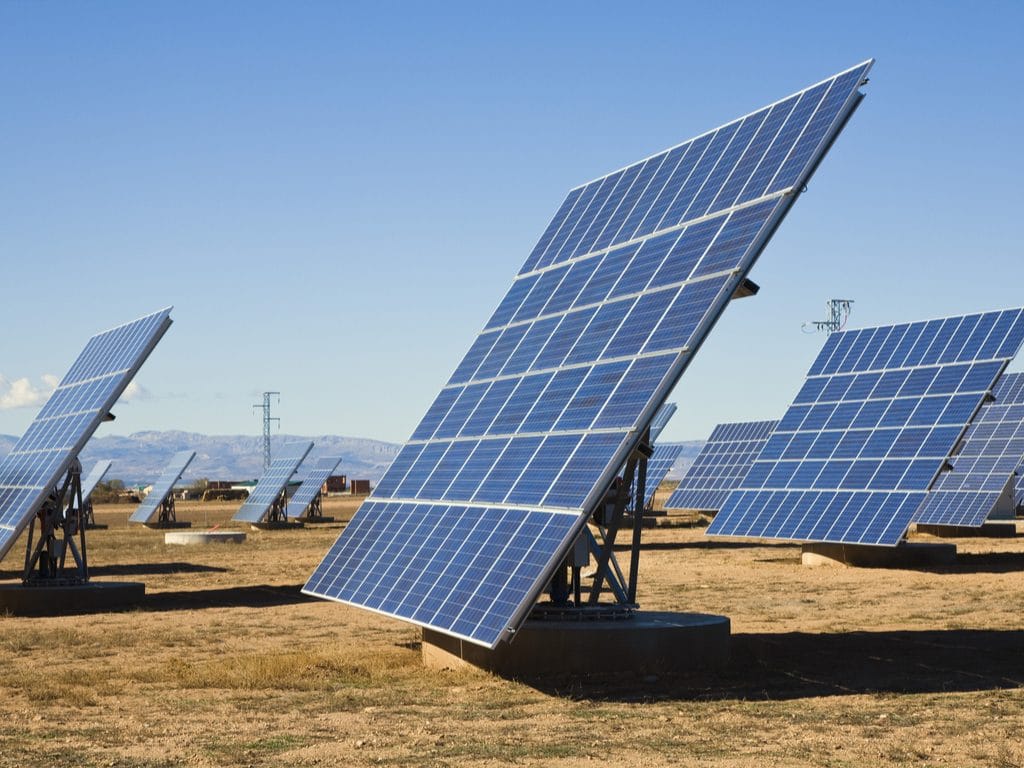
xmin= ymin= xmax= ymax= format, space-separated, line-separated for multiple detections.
xmin=524 ymin=629 xmax=1024 ymax=702
xmin=614 ymin=540 xmax=798 ymax=553
xmin=142 ymin=583 xmax=316 ymax=612
xmin=91 ymin=562 xmax=230 ymax=577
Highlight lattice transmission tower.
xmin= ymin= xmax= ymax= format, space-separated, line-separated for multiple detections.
xmin=253 ymin=391 xmax=280 ymax=470
xmin=803 ymin=299 xmax=854 ymax=335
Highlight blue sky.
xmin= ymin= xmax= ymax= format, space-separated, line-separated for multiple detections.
xmin=1 ymin=1 xmax=1022 ymax=445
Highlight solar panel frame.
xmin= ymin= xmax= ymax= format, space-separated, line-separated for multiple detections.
xmin=914 ymin=371 xmax=1024 ymax=527
xmin=80 ymin=460 xmax=113 ymax=504
xmin=232 ymin=441 xmax=314 ymax=523
xmin=665 ymin=420 xmax=778 ymax=511
xmin=708 ymin=309 xmax=1024 ymax=546
xmin=306 ymin=61 xmax=875 ymax=648
xmin=0 ymin=308 xmax=173 ymax=563
xmin=129 ymin=450 xmax=197 ymax=524
xmin=286 ymin=455 xmax=343 ymax=519
xmin=648 ymin=402 xmax=678 ymax=444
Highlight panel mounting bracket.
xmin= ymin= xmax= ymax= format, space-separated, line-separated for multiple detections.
xmin=23 ymin=460 xmax=89 ymax=585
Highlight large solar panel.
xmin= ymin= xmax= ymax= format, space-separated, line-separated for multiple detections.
xmin=708 ymin=309 xmax=1024 ymax=546
xmin=644 ymin=443 xmax=686 ymax=507
xmin=129 ymin=450 xmax=197 ymax=524
xmin=914 ymin=372 xmax=1024 ymax=527
xmin=649 ymin=403 xmax=677 ymax=443
xmin=286 ymin=455 xmax=343 ymax=519
xmin=305 ymin=61 xmax=874 ymax=648
xmin=0 ymin=308 xmax=173 ymax=562
xmin=80 ymin=460 xmax=113 ymax=504
xmin=233 ymin=441 xmax=313 ymax=523
xmin=666 ymin=420 xmax=778 ymax=511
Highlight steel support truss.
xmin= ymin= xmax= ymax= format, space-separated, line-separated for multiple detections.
xmin=531 ymin=430 xmax=653 ymax=621
xmin=23 ymin=460 xmax=89 ymax=585
xmin=266 ymin=490 xmax=288 ymax=524
xmin=156 ymin=494 xmax=178 ymax=525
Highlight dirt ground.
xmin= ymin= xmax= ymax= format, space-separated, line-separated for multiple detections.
xmin=1 ymin=489 xmax=1023 ymax=767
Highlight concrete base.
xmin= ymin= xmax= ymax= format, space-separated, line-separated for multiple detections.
xmin=802 ymin=541 xmax=957 ymax=568
xmin=250 ymin=520 xmax=304 ymax=531
xmin=84 ymin=523 xmax=109 ymax=530
xmin=164 ymin=531 xmax=247 ymax=545
xmin=423 ymin=610 xmax=730 ymax=678
xmin=0 ymin=581 xmax=144 ymax=616
xmin=913 ymin=522 xmax=1018 ymax=539
xmin=301 ymin=515 xmax=335 ymax=524
xmin=144 ymin=521 xmax=193 ymax=530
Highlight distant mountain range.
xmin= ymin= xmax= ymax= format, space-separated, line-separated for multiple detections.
xmin=0 ymin=431 xmax=401 ymax=486
xmin=0 ymin=431 xmax=704 ymax=486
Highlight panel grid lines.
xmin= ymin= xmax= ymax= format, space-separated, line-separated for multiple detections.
xmin=708 ymin=309 xmax=1024 ymax=546
xmin=286 ymin=456 xmax=344 ymax=518
xmin=306 ymin=62 xmax=874 ymax=647
xmin=129 ymin=450 xmax=197 ymax=524
xmin=232 ymin=442 xmax=314 ymax=523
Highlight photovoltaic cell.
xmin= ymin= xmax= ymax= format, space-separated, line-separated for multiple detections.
xmin=0 ymin=308 xmax=173 ymax=562
xmin=666 ymin=420 xmax=778 ymax=511
xmin=129 ymin=450 xmax=197 ymax=524
xmin=287 ymin=456 xmax=343 ymax=519
xmin=81 ymin=460 xmax=113 ymax=504
xmin=708 ymin=309 xmax=1024 ymax=546
xmin=305 ymin=61 xmax=874 ymax=648
xmin=914 ymin=372 xmax=1024 ymax=527
xmin=233 ymin=442 xmax=314 ymax=523
xmin=644 ymin=443 xmax=686 ymax=507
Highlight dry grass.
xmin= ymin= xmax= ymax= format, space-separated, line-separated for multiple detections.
xmin=0 ymin=494 xmax=1023 ymax=767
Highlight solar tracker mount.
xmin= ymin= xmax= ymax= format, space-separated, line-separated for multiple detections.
xmin=305 ymin=61 xmax=874 ymax=648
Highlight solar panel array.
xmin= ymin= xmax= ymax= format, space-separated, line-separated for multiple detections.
xmin=708 ymin=309 xmax=1024 ymax=546
xmin=666 ymin=420 xmax=778 ymax=511
xmin=80 ymin=460 xmax=113 ymax=504
xmin=648 ymin=403 xmax=678 ymax=443
xmin=914 ymin=372 xmax=1024 ymax=527
xmin=129 ymin=450 xmax=197 ymax=524
xmin=0 ymin=308 xmax=173 ymax=562
xmin=233 ymin=441 xmax=314 ymax=523
xmin=286 ymin=455 xmax=343 ymax=519
xmin=643 ymin=443 xmax=686 ymax=507
xmin=305 ymin=61 xmax=874 ymax=648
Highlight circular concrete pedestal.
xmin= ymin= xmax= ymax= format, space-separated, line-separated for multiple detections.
xmin=802 ymin=541 xmax=956 ymax=568
xmin=164 ymin=531 xmax=246 ymax=545
xmin=423 ymin=611 xmax=730 ymax=678
xmin=0 ymin=581 xmax=144 ymax=616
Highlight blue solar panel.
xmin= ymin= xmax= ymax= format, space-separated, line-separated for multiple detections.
xmin=80 ymin=460 xmax=113 ymax=503
xmin=233 ymin=441 xmax=313 ymax=523
xmin=286 ymin=455 xmax=343 ymax=519
xmin=914 ymin=372 xmax=1024 ymax=527
xmin=666 ymin=420 xmax=778 ymax=511
xmin=0 ymin=308 xmax=173 ymax=563
xmin=129 ymin=450 xmax=197 ymax=524
xmin=649 ymin=402 xmax=677 ymax=443
xmin=306 ymin=62 xmax=874 ymax=648
xmin=644 ymin=443 xmax=686 ymax=507
xmin=708 ymin=309 xmax=1024 ymax=546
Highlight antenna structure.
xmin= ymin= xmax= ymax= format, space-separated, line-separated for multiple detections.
xmin=253 ymin=391 xmax=280 ymax=470
xmin=803 ymin=299 xmax=854 ymax=335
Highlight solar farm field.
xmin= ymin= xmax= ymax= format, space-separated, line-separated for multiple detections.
xmin=1 ymin=492 xmax=1022 ymax=768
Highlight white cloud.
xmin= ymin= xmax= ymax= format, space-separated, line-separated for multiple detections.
xmin=0 ymin=373 xmax=58 ymax=410
xmin=119 ymin=380 xmax=152 ymax=403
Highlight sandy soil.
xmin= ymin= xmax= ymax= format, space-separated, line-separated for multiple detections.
xmin=1 ymin=491 xmax=1022 ymax=767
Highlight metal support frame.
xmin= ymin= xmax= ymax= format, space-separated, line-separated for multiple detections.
xmin=157 ymin=494 xmax=178 ymax=525
xmin=252 ymin=391 xmax=280 ymax=471
xmin=266 ymin=489 xmax=288 ymax=524
xmin=531 ymin=430 xmax=652 ymax=621
xmin=305 ymin=491 xmax=323 ymax=520
xmin=23 ymin=460 xmax=89 ymax=586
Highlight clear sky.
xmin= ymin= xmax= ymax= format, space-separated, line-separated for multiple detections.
xmin=1 ymin=1 xmax=1022 ymax=445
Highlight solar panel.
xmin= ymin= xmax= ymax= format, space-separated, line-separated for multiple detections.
xmin=286 ymin=455 xmax=343 ymax=519
xmin=80 ymin=460 xmax=113 ymax=504
xmin=708 ymin=309 xmax=1024 ymax=546
xmin=129 ymin=450 xmax=197 ymax=524
xmin=666 ymin=420 xmax=778 ymax=511
xmin=644 ymin=443 xmax=686 ymax=507
xmin=233 ymin=441 xmax=314 ymax=523
xmin=305 ymin=61 xmax=874 ymax=648
xmin=0 ymin=308 xmax=173 ymax=562
xmin=914 ymin=372 xmax=1024 ymax=527
xmin=648 ymin=403 xmax=678 ymax=443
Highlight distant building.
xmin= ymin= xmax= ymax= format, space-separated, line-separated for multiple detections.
xmin=350 ymin=479 xmax=371 ymax=495
xmin=323 ymin=475 xmax=347 ymax=495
